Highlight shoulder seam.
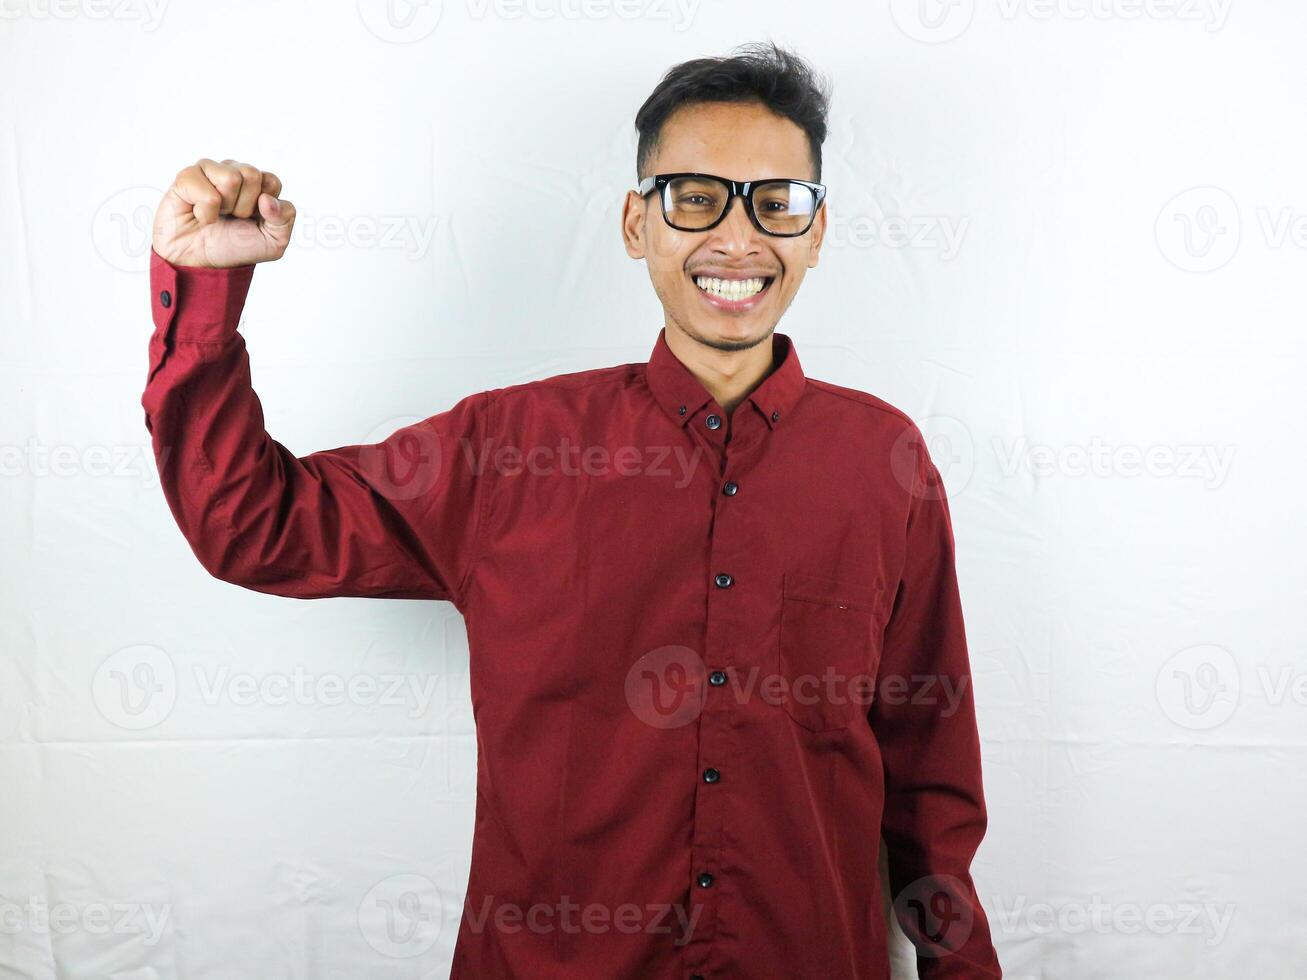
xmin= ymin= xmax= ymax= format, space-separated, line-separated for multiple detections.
xmin=491 ymin=365 xmax=640 ymax=404
xmin=803 ymin=378 xmax=916 ymax=428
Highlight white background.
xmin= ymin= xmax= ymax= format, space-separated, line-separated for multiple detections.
xmin=1 ymin=1 xmax=1303 ymax=978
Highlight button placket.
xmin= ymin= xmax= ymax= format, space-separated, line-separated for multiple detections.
xmin=684 ymin=403 xmax=780 ymax=974
xmin=679 ymin=401 xmax=729 ymax=464
xmin=685 ymin=429 xmax=768 ymax=972
xmin=685 ymin=416 xmax=743 ymax=964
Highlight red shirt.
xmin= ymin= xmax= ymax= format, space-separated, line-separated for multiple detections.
xmin=143 ymin=248 xmax=1002 ymax=979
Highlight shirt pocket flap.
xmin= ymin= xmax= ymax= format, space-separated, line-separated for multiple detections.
xmin=782 ymin=571 xmax=884 ymax=617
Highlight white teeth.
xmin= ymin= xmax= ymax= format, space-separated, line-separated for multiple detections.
xmin=694 ymin=276 xmax=768 ymax=300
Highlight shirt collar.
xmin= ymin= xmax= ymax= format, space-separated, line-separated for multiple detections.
xmin=645 ymin=326 xmax=806 ymax=431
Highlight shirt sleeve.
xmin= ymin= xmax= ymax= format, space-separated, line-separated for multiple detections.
xmin=868 ymin=426 xmax=1002 ymax=978
xmin=141 ymin=248 xmax=494 ymax=608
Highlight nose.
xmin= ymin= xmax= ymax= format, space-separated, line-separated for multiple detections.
xmin=709 ymin=193 xmax=762 ymax=254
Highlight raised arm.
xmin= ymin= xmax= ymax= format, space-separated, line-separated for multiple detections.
xmin=869 ymin=427 xmax=1002 ymax=978
xmin=142 ymin=159 xmax=494 ymax=606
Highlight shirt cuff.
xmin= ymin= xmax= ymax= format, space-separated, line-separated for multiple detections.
xmin=150 ymin=247 xmax=256 ymax=344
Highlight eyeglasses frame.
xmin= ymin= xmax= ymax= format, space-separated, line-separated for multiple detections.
xmin=636 ymin=172 xmax=828 ymax=238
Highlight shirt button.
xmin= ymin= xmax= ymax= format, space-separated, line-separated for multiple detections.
xmin=705 ymin=414 xmax=721 ymax=430
xmin=708 ymin=670 xmax=727 ymax=686
xmin=722 ymin=480 xmax=738 ymax=496
xmin=678 ymin=404 xmax=687 ymax=416
xmin=702 ymin=768 xmax=720 ymax=783
xmin=771 ymin=409 xmax=780 ymax=422
xmin=696 ymin=872 xmax=714 ymax=888
xmin=713 ymin=572 xmax=733 ymax=589
xmin=159 ymin=289 xmax=172 ymax=309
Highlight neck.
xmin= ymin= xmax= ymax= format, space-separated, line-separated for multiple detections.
xmin=664 ymin=321 xmax=776 ymax=415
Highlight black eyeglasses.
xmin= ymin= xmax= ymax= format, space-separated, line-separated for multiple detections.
xmin=637 ymin=172 xmax=827 ymax=238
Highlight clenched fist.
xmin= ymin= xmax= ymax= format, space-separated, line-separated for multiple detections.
xmin=153 ymin=158 xmax=296 ymax=268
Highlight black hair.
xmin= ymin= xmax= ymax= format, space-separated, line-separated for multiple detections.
xmin=634 ymin=41 xmax=833 ymax=182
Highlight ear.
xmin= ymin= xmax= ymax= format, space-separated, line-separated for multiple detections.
xmin=621 ymin=190 xmax=647 ymax=259
xmin=806 ymin=203 xmax=827 ymax=269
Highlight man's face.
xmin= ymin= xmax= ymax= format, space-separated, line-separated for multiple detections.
xmin=621 ymin=100 xmax=827 ymax=353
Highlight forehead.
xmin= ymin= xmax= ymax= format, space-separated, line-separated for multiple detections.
xmin=649 ymin=101 xmax=815 ymax=181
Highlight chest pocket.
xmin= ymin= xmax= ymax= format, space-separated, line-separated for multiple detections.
xmin=776 ymin=571 xmax=887 ymax=733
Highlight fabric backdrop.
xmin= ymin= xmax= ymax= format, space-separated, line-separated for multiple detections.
xmin=0 ymin=2 xmax=1301 ymax=977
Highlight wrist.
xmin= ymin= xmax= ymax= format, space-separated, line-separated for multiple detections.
xmin=150 ymin=247 xmax=255 ymax=344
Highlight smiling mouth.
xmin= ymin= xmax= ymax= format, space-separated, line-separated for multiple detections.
xmin=692 ymin=275 xmax=775 ymax=301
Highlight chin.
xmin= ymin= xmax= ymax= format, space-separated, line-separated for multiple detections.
xmin=696 ymin=318 xmax=774 ymax=352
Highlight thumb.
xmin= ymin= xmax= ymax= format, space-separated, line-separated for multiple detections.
xmin=258 ymin=193 xmax=296 ymax=240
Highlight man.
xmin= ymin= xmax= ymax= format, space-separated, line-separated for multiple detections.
xmin=143 ymin=41 xmax=1001 ymax=980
